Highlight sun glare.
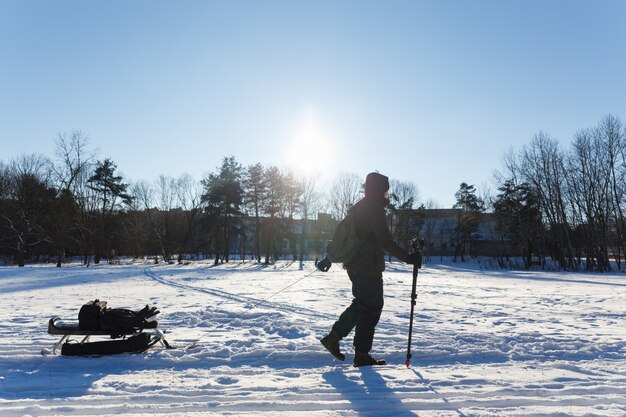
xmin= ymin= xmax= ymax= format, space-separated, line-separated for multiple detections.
xmin=285 ymin=112 xmax=333 ymax=176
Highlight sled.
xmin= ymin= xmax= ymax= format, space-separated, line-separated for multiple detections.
xmin=48 ymin=317 xmax=172 ymax=355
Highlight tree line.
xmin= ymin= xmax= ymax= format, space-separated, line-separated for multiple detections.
xmin=410 ymin=114 xmax=626 ymax=273
xmin=0 ymin=132 xmax=419 ymax=266
xmin=491 ymin=114 xmax=626 ymax=271
xmin=2 ymin=114 xmax=625 ymax=272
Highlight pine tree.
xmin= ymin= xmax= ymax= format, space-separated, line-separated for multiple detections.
xmin=493 ymin=180 xmax=542 ymax=268
xmin=453 ymin=182 xmax=484 ymax=261
xmin=201 ymin=156 xmax=244 ymax=264
xmin=86 ymin=158 xmax=133 ymax=263
xmin=244 ymin=163 xmax=266 ymax=263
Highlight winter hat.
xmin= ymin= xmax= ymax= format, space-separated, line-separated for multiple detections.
xmin=364 ymin=172 xmax=390 ymax=197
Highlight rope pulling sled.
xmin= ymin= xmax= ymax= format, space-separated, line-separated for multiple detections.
xmin=185 ymin=267 xmax=319 ymax=350
xmin=46 ymin=268 xmax=317 ymax=355
xmin=47 ymin=252 xmax=421 ymax=358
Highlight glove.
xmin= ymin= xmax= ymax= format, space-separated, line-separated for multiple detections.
xmin=316 ymin=256 xmax=332 ymax=272
xmin=407 ymin=252 xmax=422 ymax=268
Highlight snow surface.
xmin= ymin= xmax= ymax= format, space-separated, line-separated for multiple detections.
xmin=1 ymin=259 xmax=625 ymax=416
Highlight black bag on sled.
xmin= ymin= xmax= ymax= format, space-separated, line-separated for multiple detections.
xmin=78 ymin=299 xmax=107 ymax=330
xmin=61 ymin=333 xmax=153 ymax=356
xmin=50 ymin=300 xmax=171 ymax=356
xmin=100 ymin=305 xmax=159 ymax=336
xmin=78 ymin=300 xmax=159 ymax=334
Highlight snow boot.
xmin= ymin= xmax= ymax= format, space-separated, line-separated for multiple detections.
xmin=320 ymin=331 xmax=345 ymax=361
xmin=353 ymin=351 xmax=386 ymax=367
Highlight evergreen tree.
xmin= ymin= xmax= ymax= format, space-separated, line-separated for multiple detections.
xmin=261 ymin=166 xmax=285 ymax=264
xmin=453 ymin=182 xmax=484 ymax=261
xmin=201 ymin=156 xmax=244 ymax=264
xmin=493 ymin=180 xmax=542 ymax=268
xmin=86 ymin=158 xmax=133 ymax=263
xmin=244 ymin=163 xmax=266 ymax=263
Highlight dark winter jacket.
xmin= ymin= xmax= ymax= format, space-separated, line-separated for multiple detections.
xmin=344 ymin=194 xmax=410 ymax=277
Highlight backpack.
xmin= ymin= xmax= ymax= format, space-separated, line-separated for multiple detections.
xmin=78 ymin=299 xmax=107 ymax=330
xmin=326 ymin=208 xmax=364 ymax=266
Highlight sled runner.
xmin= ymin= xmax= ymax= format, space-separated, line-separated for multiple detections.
xmin=47 ymin=300 xmax=173 ymax=355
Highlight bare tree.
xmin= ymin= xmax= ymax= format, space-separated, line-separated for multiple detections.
xmin=121 ymin=181 xmax=150 ymax=259
xmin=10 ymin=153 xmax=52 ymax=183
xmin=388 ymin=179 xmax=420 ymax=258
xmin=131 ymin=176 xmax=179 ymax=263
xmin=597 ymin=115 xmax=626 ymax=270
xmin=175 ymin=173 xmax=204 ymax=262
xmin=52 ymin=131 xmax=95 ymax=193
xmin=47 ymin=132 xmax=97 ymax=266
xmin=520 ymin=132 xmax=576 ymax=270
xmin=281 ymin=170 xmax=303 ymax=261
xmin=298 ymin=174 xmax=319 ymax=269
xmin=329 ymin=172 xmax=361 ymax=220
xmin=420 ymin=199 xmax=442 ymax=261
xmin=567 ymin=128 xmax=611 ymax=270
xmin=1 ymin=155 xmax=55 ymax=266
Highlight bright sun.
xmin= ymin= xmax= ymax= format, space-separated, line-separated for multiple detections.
xmin=285 ymin=111 xmax=333 ymax=176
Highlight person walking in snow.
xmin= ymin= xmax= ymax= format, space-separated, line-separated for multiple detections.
xmin=316 ymin=172 xmax=422 ymax=367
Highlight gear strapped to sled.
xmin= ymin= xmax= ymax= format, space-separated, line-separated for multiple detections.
xmin=48 ymin=300 xmax=173 ymax=355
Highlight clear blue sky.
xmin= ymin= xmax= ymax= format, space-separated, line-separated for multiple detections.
xmin=1 ymin=0 xmax=625 ymax=207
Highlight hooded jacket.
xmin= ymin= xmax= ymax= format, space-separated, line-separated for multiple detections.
xmin=344 ymin=173 xmax=410 ymax=276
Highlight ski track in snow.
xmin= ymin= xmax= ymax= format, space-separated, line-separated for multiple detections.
xmin=1 ymin=260 xmax=625 ymax=416
xmin=143 ymin=267 xmax=336 ymax=322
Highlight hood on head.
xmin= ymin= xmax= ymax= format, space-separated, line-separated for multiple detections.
xmin=364 ymin=172 xmax=389 ymax=198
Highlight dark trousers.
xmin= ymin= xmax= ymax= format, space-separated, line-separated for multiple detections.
xmin=331 ymin=271 xmax=384 ymax=353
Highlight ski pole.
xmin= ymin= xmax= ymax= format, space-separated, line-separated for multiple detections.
xmin=406 ymin=238 xmax=424 ymax=368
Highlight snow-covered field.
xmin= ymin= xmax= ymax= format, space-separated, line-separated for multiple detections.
xmin=1 ymin=259 xmax=625 ymax=417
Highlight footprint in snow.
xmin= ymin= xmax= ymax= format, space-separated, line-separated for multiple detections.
xmin=216 ymin=376 xmax=238 ymax=385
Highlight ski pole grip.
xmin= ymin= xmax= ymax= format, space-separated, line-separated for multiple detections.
xmin=410 ymin=238 xmax=425 ymax=252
